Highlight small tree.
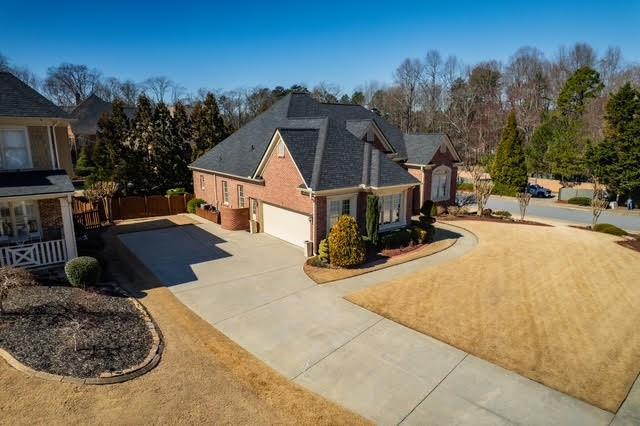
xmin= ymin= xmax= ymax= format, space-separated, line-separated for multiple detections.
xmin=366 ymin=195 xmax=380 ymax=246
xmin=591 ymin=181 xmax=609 ymax=228
xmin=84 ymin=181 xmax=119 ymax=223
xmin=476 ymin=180 xmax=494 ymax=216
xmin=75 ymin=145 xmax=94 ymax=177
xmin=328 ymin=215 xmax=366 ymax=267
xmin=516 ymin=192 xmax=532 ymax=221
xmin=0 ymin=267 xmax=36 ymax=315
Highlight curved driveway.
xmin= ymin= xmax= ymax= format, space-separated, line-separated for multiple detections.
xmin=119 ymin=219 xmax=613 ymax=425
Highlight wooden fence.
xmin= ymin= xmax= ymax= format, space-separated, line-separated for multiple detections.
xmin=73 ymin=194 xmax=194 ymax=227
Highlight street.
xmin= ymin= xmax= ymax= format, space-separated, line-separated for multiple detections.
xmin=486 ymin=196 xmax=640 ymax=231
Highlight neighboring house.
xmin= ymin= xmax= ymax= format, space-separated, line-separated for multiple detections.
xmin=68 ymin=94 xmax=135 ymax=154
xmin=190 ymin=93 xmax=460 ymax=251
xmin=0 ymin=71 xmax=78 ymax=268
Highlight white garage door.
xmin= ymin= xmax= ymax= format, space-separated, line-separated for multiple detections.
xmin=262 ymin=203 xmax=310 ymax=248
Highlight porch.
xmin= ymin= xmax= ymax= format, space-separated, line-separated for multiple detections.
xmin=0 ymin=195 xmax=77 ymax=268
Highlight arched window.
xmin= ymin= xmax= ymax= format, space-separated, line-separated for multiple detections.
xmin=431 ymin=166 xmax=451 ymax=201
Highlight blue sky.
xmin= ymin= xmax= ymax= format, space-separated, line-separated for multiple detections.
xmin=2 ymin=0 xmax=639 ymax=94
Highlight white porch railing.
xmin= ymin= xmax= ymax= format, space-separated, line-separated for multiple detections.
xmin=0 ymin=239 xmax=68 ymax=268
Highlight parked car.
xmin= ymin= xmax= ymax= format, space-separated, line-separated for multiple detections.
xmin=527 ymin=184 xmax=552 ymax=198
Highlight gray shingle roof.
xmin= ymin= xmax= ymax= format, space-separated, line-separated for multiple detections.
xmin=403 ymin=133 xmax=450 ymax=165
xmin=0 ymin=170 xmax=75 ymax=198
xmin=191 ymin=93 xmax=418 ymax=191
xmin=70 ymin=94 xmax=135 ymax=135
xmin=0 ymin=72 xmax=69 ymax=119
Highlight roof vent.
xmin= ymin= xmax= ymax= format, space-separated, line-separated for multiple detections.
xmin=251 ymin=144 xmax=255 ymax=151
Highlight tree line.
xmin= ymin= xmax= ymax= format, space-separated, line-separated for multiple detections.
xmin=77 ymin=93 xmax=228 ymax=196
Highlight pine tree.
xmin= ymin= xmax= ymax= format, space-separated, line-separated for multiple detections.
xmin=171 ymin=102 xmax=194 ymax=191
xmin=493 ymin=111 xmax=528 ymax=191
xmin=108 ymin=100 xmax=131 ymax=189
xmin=526 ymin=115 xmax=552 ymax=176
xmin=588 ymin=83 xmax=640 ymax=199
xmin=125 ymin=95 xmax=154 ymax=194
xmin=557 ymin=67 xmax=604 ymax=118
xmin=191 ymin=93 xmax=228 ymax=160
xmin=75 ymin=145 xmax=93 ymax=177
xmin=149 ymin=102 xmax=174 ymax=192
xmin=90 ymin=113 xmax=115 ymax=184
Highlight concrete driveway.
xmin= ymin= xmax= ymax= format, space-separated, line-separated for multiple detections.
xmin=119 ymin=218 xmax=614 ymax=425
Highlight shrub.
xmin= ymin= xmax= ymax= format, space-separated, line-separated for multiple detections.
xmin=380 ymin=228 xmax=413 ymax=249
xmin=493 ymin=210 xmax=512 ymax=218
xmin=328 ymin=216 xmax=366 ymax=267
xmin=0 ymin=267 xmax=36 ymax=315
xmin=568 ymin=197 xmax=591 ymax=206
xmin=65 ymin=257 xmax=101 ymax=288
xmin=166 ymin=187 xmax=187 ymax=196
xmin=436 ymin=205 xmax=447 ymax=216
xmin=481 ymin=208 xmax=493 ymax=216
xmin=419 ymin=200 xmax=435 ymax=227
xmin=187 ymin=198 xmax=205 ymax=213
xmin=318 ymin=239 xmax=330 ymax=264
xmin=593 ymin=223 xmax=629 ymax=236
xmin=410 ymin=226 xmax=429 ymax=244
xmin=366 ymin=195 xmax=380 ymax=246
xmin=457 ymin=182 xmax=474 ymax=191
xmin=448 ymin=205 xmax=460 ymax=216
xmin=492 ymin=183 xmax=518 ymax=197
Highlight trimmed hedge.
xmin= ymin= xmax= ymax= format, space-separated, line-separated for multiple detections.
xmin=187 ymin=198 xmax=205 ymax=213
xmin=567 ymin=197 xmax=591 ymax=206
xmin=166 ymin=187 xmax=187 ymax=196
xmin=65 ymin=256 xmax=101 ymax=288
xmin=593 ymin=223 xmax=628 ymax=236
xmin=380 ymin=225 xmax=429 ymax=249
xmin=328 ymin=216 xmax=366 ymax=267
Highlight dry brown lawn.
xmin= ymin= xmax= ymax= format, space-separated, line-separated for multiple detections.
xmin=346 ymin=221 xmax=640 ymax=413
xmin=0 ymin=227 xmax=367 ymax=425
xmin=305 ymin=238 xmax=456 ymax=284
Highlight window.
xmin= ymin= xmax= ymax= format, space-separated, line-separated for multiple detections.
xmin=200 ymin=174 xmax=205 ymax=190
xmin=277 ymin=141 xmax=285 ymax=158
xmin=378 ymin=193 xmax=403 ymax=227
xmin=0 ymin=128 xmax=32 ymax=170
xmin=222 ymin=181 xmax=230 ymax=205
xmin=237 ymin=185 xmax=245 ymax=208
xmin=0 ymin=201 xmax=40 ymax=243
xmin=327 ymin=196 xmax=355 ymax=231
xmin=431 ymin=166 xmax=451 ymax=201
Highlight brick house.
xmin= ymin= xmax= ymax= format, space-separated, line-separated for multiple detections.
xmin=190 ymin=93 xmax=460 ymax=251
xmin=0 ymin=72 xmax=78 ymax=268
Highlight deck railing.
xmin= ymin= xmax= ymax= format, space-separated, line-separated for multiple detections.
xmin=0 ymin=239 xmax=67 ymax=268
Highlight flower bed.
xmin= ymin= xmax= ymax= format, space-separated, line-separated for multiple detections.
xmin=0 ymin=284 xmax=156 ymax=380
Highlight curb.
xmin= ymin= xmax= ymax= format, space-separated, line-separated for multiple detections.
xmin=0 ymin=284 xmax=163 ymax=385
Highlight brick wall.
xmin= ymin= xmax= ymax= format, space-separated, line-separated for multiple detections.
xmin=220 ymin=207 xmax=250 ymax=230
xmin=409 ymin=147 xmax=459 ymax=207
xmin=38 ymin=199 xmax=63 ymax=241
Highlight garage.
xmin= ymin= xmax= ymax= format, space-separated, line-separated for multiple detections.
xmin=262 ymin=203 xmax=310 ymax=248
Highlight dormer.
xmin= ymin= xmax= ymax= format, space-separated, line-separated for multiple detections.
xmin=346 ymin=119 xmax=395 ymax=155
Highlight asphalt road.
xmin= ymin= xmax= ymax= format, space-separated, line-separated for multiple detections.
xmin=486 ymin=196 xmax=640 ymax=231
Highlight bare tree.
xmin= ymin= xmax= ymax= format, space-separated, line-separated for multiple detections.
xmin=118 ymin=80 xmax=141 ymax=105
xmin=598 ymin=46 xmax=622 ymax=88
xmin=590 ymin=181 xmax=609 ymax=228
xmin=516 ymin=191 xmax=532 ymax=220
xmin=475 ymin=179 xmax=494 ymax=216
xmin=311 ymin=82 xmax=341 ymax=103
xmin=393 ymin=58 xmax=424 ymax=132
xmin=44 ymin=63 xmax=102 ymax=105
xmin=84 ymin=181 xmax=119 ymax=223
xmin=143 ymin=76 xmax=174 ymax=103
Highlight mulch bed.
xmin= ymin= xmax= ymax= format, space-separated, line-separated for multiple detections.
xmin=0 ymin=286 xmax=152 ymax=378
xmin=440 ymin=214 xmax=551 ymax=227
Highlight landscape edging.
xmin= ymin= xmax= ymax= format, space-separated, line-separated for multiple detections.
xmin=0 ymin=285 xmax=163 ymax=385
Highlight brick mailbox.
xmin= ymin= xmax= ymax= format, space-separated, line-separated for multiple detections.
xmin=220 ymin=207 xmax=250 ymax=231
